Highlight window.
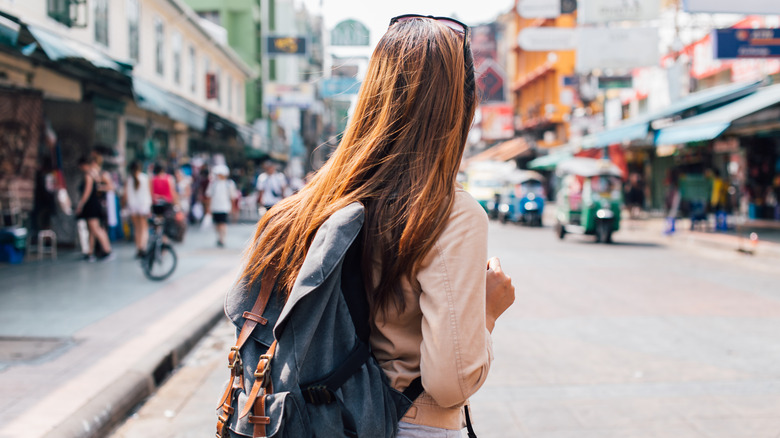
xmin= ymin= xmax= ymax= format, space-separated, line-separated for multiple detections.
xmin=189 ymin=46 xmax=197 ymax=94
xmin=94 ymin=0 xmax=108 ymax=46
xmin=227 ymin=75 xmax=232 ymax=113
xmin=154 ymin=17 xmax=165 ymax=76
xmin=127 ymin=0 xmax=140 ymax=62
xmin=172 ymin=32 xmax=182 ymax=85
xmin=48 ymin=0 xmax=86 ymax=27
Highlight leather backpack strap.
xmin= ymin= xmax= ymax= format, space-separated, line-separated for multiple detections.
xmin=216 ymin=269 xmax=278 ymax=438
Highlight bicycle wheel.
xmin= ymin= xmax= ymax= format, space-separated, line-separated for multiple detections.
xmin=142 ymin=243 xmax=177 ymax=281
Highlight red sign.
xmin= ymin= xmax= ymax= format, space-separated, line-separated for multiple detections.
xmin=206 ymin=73 xmax=219 ymax=100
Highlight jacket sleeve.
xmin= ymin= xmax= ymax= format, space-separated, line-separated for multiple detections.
xmin=416 ymin=191 xmax=494 ymax=408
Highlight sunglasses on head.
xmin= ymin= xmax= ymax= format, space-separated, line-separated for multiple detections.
xmin=388 ymin=14 xmax=470 ymax=39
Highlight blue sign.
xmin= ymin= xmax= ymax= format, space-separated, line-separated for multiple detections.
xmin=713 ymin=28 xmax=780 ymax=59
xmin=319 ymin=78 xmax=361 ymax=98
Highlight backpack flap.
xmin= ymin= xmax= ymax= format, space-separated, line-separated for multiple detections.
xmin=225 ymin=275 xmax=284 ymax=348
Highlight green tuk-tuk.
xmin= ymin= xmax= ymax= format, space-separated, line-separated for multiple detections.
xmin=554 ymin=157 xmax=623 ymax=243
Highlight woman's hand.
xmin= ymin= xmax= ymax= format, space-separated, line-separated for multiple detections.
xmin=485 ymin=257 xmax=515 ymax=333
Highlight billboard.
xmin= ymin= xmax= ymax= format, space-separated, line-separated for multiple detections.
xmin=518 ymin=27 xmax=577 ymax=51
xmin=481 ymin=104 xmax=514 ymax=141
xmin=576 ymin=28 xmax=659 ymax=72
xmin=713 ymin=28 xmax=780 ymax=59
xmin=472 ymin=24 xmax=506 ymax=103
xmin=684 ymin=0 xmax=780 ymax=14
xmin=578 ymin=0 xmax=660 ymax=23
xmin=266 ymin=36 xmax=307 ymax=55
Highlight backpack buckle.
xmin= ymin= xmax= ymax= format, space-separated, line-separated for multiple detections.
xmin=303 ymin=385 xmax=333 ymax=404
xmin=254 ymin=354 xmax=272 ymax=385
xmin=228 ymin=346 xmax=242 ymax=370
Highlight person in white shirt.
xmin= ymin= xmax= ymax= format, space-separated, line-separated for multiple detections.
xmin=206 ymin=164 xmax=238 ymax=247
xmin=125 ymin=160 xmax=152 ymax=258
xmin=255 ymin=160 xmax=288 ymax=210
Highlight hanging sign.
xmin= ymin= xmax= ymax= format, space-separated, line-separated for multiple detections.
xmin=713 ymin=28 xmax=780 ymax=59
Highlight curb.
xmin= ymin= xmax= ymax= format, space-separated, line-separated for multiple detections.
xmin=45 ymin=299 xmax=226 ymax=438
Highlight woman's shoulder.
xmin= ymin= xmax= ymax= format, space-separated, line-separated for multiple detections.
xmin=452 ymin=188 xmax=488 ymax=221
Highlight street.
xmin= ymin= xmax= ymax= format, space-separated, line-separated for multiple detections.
xmin=108 ymin=218 xmax=780 ymax=438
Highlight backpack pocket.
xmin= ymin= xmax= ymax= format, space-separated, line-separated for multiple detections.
xmin=228 ymin=391 xmax=310 ymax=438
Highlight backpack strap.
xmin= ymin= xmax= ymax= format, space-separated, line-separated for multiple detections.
xmin=216 ymin=270 xmax=277 ymax=438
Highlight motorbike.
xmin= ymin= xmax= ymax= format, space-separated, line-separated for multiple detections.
xmin=497 ymin=170 xmax=546 ymax=226
xmin=553 ymin=157 xmax=623 ymax=243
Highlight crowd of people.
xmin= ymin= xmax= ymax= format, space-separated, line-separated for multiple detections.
xmin=72 ymin=154 xmax=294 ymax=261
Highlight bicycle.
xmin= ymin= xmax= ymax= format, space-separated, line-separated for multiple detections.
xmin=141 ymin=202 xmax=178 ymax=281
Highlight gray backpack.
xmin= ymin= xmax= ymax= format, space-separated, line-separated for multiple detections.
xmin=216 ymin=203 xmax=424 ymax=437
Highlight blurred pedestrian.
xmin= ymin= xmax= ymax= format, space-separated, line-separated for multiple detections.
xmin=205 ymin=164 xmax=238 ymax=247
xmin=235 ymin=15 xmax=514 ymax=437
xmin=151 ymin=162 xmax=178 ymax=209
xmin=255 ymin=160 xmax=288 ymax=212
xmin=125 ymin=160 xmax=152 ymax=258
xmin=707 ymin=168 xmax=729 ymax=231
xmin=75 ymin=156 xmax=113 ymax=261
xmin=625 ymin=173 xmax=645 ymax=219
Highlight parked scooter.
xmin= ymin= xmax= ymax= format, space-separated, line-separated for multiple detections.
xmin=553 ymin=158 xmax=623 ymax=243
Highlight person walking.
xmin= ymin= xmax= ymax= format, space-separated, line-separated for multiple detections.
xmin=125 ymin=160 xmax=152 ymax=258
xmin=255 ymin=160 xmax=287 ymax=213
xmin=235 ymin=15 xmax=514 ymax=437
xmin=205 ymin=164 xmax=238 ymax=247
xmin=75 ymin=156 xmax=113 ymax=261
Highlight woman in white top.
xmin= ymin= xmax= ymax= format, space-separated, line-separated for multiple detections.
xmin=205 ymin=164 xmax=238 ymax=247
xmin=125 ymin=160 xmax=152 ymax=258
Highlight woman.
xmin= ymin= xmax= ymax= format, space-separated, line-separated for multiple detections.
xmin=205 ymin=164 xmax=238 ymax=247
xmin=150 ymin=162 xmax=178 ymax=208
xmin=240 ymin=15 xmax=514 ymax=436
xmin=125 ymin=160 xmax=152 ymax=258
xmin=75 ymin=156 xmax=112 ymax=261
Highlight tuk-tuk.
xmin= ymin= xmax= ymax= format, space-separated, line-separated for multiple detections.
xmin=497 ymin=170 xmax=546 ymax=226
xmin=554 ymin=157 xmax=623 ymax=243
xmin=464 ymin=161 xmax=515 ymax=215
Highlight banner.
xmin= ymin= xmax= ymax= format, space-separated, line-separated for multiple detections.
xmin=266 ymin=36 xmax=307 ymax=55
xmin=578 ymin=0 xmax=660 ymax=23
xmin=264 ymin=83 xmax=314 ymax=108
xmin=576 ymin=28 xmax=659 ymax=72
xmin=517 ymin=0 xmax=560 ymax=18
xmin=481 ymin=104 xmax=514 ymax=141
xmin=684 ymin=0 xmax=780 ymax=14
xmin=713 ymin=28 xmax=780 ymax=59
xmin=518 ymin=28 xmax=577 ymax=51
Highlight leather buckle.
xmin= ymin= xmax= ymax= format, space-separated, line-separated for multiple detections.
xmin=254 ymin=354 xmax=272 ymax=384
xmin=228 ymin=346 xmax=241 ymax=370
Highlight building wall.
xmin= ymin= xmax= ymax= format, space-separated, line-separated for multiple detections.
xmin=0 ymin=0 xmax=251 ymax=125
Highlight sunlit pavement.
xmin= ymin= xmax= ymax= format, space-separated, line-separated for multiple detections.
xmin=0 ymin=222 xmax=257 ymax=438
xmin=109 ymin=218 xmax=780 ymax=438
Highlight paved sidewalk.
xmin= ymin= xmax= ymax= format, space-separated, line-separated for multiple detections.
xmin=0 ymin=222 xmax=257 ymax=438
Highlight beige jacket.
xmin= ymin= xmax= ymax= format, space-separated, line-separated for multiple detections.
xmin=369 ymin=189 xmax=494 ymax=430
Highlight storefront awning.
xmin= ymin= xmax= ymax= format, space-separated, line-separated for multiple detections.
xmin=467 ymin=137 xmax=530 ymax=165
xmin=0 ymin=15 xmax=20 ymax=48
xmin=527 ymin=151 xmax=573 ymax=170
xmin=655 ymin=83 xmax=780 ymax=145
xmin=133 ymin=77 xmax=207 ymax=131
xmin=582 ymin=80 xmax=763 ymax=149
xmin=25 ymin=24 xmax=132 ymax=74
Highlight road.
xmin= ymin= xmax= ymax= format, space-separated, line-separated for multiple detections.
xmin=110 ymin=220 xmax=780 ymax=438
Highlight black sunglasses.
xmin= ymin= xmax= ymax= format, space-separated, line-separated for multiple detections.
xmin=388 ymin=14 xmax=469 ymax=38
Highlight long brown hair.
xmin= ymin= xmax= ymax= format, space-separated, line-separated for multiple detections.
xmin=242 ymin=18 xmax=476 ymax=316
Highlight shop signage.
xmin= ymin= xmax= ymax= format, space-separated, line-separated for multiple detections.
xmin=264 ymin=83 xmax=314 ymax=108
xmin=713 ymin=138 xmax=739 ymax=154
xmin=713 ymin=28 xmax=780 ymax=59
xmin=319 ymin=78 xmax=361 ymax=99
xmin=518 ymin=27 xmax=577 ymax=51
xmin=578 ymin=0 xmax=660 ymax=24
xmin=206 ymin=73 xmax=218 ymax=99
xmin=517 ymin=0 xmax=561 ymax=18
xmin=481 ymin=104 xmax=514 ymax=141
xmin=684 ymin=0 xmax=780 ymax=14
xmin=598 ymin=76 xmax=633 ymax=89
xmin=576 ymin=28 xmax=659 ymax=72
xmin=266 ymin=36 xmax=307 ymax=55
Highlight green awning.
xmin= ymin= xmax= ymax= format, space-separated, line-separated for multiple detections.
xmin=26 ymin=24 xmax=132 ymax=74
xmin=0 ymin=15 xmax=20 ymax=47
xmin=582 ymin=80 xmax=762 ymax=149
xmin=133 ymin=77 xmax=207 ymax=131
xmin=655 ymin=83 xmax=780 ymax=145
xmin=527 ymin=151 xmax=573 ymax=170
